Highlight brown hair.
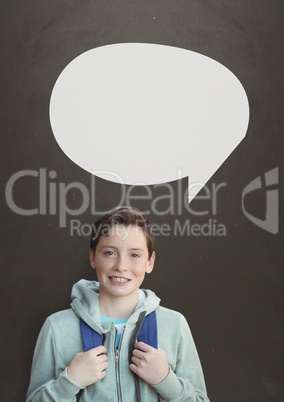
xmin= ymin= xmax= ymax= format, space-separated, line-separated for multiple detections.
xmin=90 ymin=206 xmax=155 ymax=259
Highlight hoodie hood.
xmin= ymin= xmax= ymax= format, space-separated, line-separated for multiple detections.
xmin=70 ymin=279 xmax=160 ymax=334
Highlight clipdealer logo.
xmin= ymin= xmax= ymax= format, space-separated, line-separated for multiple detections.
xmin=242 ymin=168 xmax=279 ymax=234
xmin=5 ymin=167 xmax=279 ymax=235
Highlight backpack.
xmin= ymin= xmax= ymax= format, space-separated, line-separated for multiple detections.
xmin=76 ymin=310 xmax=157 ymax=401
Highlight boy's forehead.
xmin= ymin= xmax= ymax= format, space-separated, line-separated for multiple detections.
xmin=100 ymin=224 xmax=147 ymax=244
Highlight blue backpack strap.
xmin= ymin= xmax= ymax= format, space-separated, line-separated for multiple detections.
xmin=137 ymin=311 xmax=158 ymax=349
xmin=79 ymin=318 xmax=103 ymax=351
xmin=79 ymin=311 xmax=157 ymax=351
xmin=77 ymin=319 xmax=104 ymax=402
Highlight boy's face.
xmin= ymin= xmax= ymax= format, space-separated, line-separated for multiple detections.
xmin=90 ymin=225 xmax=155 ymax=302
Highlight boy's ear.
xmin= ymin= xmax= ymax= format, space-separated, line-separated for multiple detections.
xmin=146 ymin=251 xmax=156 ymax=274
xmin=89 ymin=248 xmax=96 ymax=270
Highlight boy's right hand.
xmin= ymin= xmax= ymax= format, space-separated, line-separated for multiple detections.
xmin=67 ymin=346 xmax=108 ymax=387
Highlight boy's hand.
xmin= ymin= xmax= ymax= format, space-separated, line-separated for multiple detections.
xmin=130 ymin=342 xmax=170 ymax=385
xmin=67 ymin=346 xmax=108 ymax=387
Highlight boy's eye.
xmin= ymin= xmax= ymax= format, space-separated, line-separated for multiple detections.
xmin=130 ymin=253 xmax=140 ymax=258
xmin=104 ymin=250 xmax=115 ymax=256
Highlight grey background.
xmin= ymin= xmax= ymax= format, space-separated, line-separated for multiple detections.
xmin=0 ymin=1 xmax=283 ymax=401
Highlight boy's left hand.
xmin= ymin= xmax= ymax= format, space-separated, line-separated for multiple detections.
xmin=130 ymin=342 xmax=170 ymax=385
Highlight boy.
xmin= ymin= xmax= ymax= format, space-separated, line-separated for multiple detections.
xmin=26 ymin=206 xmax=210 ymax=401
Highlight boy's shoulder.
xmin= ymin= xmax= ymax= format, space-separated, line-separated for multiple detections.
xmin=155 ymin=305 xmax=188 ymax=324
xmin=154 ymin=306 xmax=193 ymax=343
xmin=45 ymin=308 xmax=79 ymax=330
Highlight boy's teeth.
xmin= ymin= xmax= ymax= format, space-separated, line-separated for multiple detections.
xmin=111 ymin=277 xmax=128 ymax=283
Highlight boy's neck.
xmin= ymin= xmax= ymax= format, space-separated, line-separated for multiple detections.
xmin=99 ymin=292 xmax=139 ymax=319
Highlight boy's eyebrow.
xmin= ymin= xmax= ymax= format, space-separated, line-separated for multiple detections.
xmin=129 ymin=248 xmax=145 ymax=252
xmin=100 ymin=245 xmax=145 ymax=252
xmin=100 ymin=245 xmax=117 ymax=249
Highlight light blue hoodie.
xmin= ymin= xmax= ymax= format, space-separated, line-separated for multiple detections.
xmin=26 ymin=280 xmax=210 ymax=402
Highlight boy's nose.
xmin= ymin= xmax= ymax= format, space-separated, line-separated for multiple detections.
xmin=114 ymin=257 xmax=128 ymax=272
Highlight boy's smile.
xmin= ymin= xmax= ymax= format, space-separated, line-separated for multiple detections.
xmin=89 ymin=224 xmax=155 ymax=311
xmin=110 ymin=276 xmax=130 ymax=283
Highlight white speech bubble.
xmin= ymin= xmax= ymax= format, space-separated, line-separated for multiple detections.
xmin=50 ymin=43 xmax=249 ymax=202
